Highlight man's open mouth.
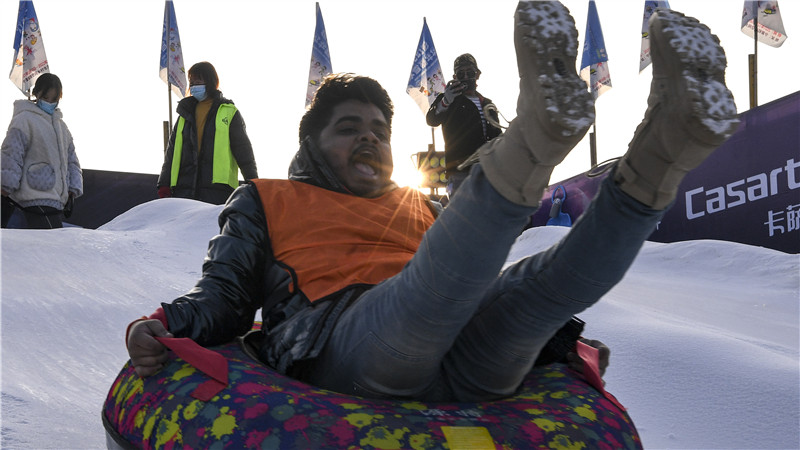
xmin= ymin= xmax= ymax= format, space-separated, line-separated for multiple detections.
xmin=352 ymin=150 xmax=380 ymax=177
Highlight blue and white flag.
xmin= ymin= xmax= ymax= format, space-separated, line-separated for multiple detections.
xmin=742 ymin=1 xmax=788 ymax=48
xmin=9 ymin=0 xmax=49 ymax=96
xmin=580 ymin=0 xmax=612 ymax=99
xmin=159 ymin=1 xmax=187 ymax=98
xmin=639 ymin=0 xmax=670 ymax=72
xmin=406 ymin=18 xmax=445 ymax=114
xmin=306 ymin=2 xmax=332 ymax=107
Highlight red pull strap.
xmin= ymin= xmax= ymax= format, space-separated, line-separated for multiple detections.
xmin=575 ymin=340 xmax=626 ymax=412
xmin=154 ymin=336 xmax=228 ymax=401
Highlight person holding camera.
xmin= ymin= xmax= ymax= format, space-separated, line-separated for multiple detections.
xmin=426 ymin=53 xmax=502 ymax=198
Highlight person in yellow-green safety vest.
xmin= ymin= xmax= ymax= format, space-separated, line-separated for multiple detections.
xmin=157 ymin=62 xmax=258 ymax=205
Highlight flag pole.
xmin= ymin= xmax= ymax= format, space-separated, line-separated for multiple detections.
xmin=749 ymin=1 xmax=759 ymax=109
xmin=163 ymin=0 xmax=173 ymax=151
xmin=167 ymin=0 xmax=172 ymax=128
xmin=168 ymin=83 xmax=173 ymax=128
xmin=163 ymin=83 xmax=172 ymax=151
xmin=589 ymin=123 xmax=597 ymax=168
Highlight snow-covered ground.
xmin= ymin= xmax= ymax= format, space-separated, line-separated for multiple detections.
xmin=1 ymin=198 xmax=798 ymax=449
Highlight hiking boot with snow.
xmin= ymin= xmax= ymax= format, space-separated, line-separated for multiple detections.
xmin=479 ymin=0 xmax=594 ymax=207
xmin=614 ymin=9 xmax=740 ymax=210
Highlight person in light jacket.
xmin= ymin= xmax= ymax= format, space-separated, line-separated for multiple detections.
xmin=1 ymin=73 xmax=82 ymax=229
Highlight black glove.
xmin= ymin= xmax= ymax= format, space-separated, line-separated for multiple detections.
xmin=64 ymin=195 xmax=74 ymax=219
xmin=534 ymin=316 xmax=585 ymax=366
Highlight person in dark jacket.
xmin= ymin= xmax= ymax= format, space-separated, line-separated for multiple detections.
xmin=157 ymin=62 xmax=258 ymax=205
xmin=426 ymin=53 xmax=502 ymax=198
xmin=127 ymin=3 xmax=738 ymax=403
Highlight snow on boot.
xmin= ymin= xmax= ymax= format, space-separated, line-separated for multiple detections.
xmin=614 ymin=8 xmax=740 ymax=210
xmin=479 ymin=0 xmax=595 ymax=207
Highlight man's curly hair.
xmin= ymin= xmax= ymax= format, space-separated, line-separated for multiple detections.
xmin=299 ymin=73 xmax=394 ymax=144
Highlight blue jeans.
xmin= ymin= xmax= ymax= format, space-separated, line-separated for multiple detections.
xmin=307 ymin=164 xmax=664 ymax=401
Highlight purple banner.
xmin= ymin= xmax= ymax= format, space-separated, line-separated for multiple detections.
xmin=529 ymin=90 xmax=800 ymax=254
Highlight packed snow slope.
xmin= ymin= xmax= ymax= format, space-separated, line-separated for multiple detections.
xmin=1 ymin=198 xmax=798 ymax=449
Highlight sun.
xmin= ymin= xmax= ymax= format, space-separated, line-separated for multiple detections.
xmin=391 ymin=152 xmax=424 ymax=189
xmin=390 ymin=150 xmax=451 ymax=200
xmin=387 ymin=108 xmax=451 ymax=197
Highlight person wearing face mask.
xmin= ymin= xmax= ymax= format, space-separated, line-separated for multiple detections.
xmin=157 ymin=61 xmax=258 ymax=205
xmin=426 ymin=53 xmax=502 ymax=198
xmin=1 ymin=73 xmax=83 ymax=229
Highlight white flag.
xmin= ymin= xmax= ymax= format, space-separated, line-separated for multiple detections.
xmin=9 ymin=1 xmax=49 ymax=95
xmin=306 ymin=2 xmax=332 ymax=107
xmin=639 ymin=1 xmax=670 ymax=72
xmin=406 ymin=18 xmax=446 ymax=114
xmin=159 ymin=1 xmax=187 ymax=98
xmin=742 ymin=1 xmax=788 ymax=47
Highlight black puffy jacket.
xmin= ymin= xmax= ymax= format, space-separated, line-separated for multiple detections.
xmin=161 ymin=138 xmax=407 ymax=378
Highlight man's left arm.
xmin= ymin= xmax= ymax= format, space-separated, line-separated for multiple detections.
xmin=162 ymin=184 xmax=269 ymax=346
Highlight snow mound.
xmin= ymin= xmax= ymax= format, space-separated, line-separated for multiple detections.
xmin=100 ymin=197 xmax=223 ymax=233
xmin=1 ymin=199 xmax=798 ymax=449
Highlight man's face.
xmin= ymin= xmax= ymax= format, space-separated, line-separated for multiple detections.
xmin=317 ymin=99 xmax=394 ymax=198
xmin=454 ymin=64 xmax=479 ymax=91
xmin=454 ymin=64 xmax=479 ymax=82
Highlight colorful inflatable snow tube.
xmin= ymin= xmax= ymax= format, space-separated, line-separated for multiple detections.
xmin=102 ymin=340 xmax=641 ymax=449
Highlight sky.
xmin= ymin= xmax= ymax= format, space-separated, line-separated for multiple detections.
xmin=0 ymin=198 xmax=798 ymax=448
xmin=1 ymin=0 xmax=798 ymax=191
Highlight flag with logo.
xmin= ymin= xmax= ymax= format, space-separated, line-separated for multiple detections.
xmin=9 ymin=0 xmax=49 ymax=96
xmin=639 ymin=0 xmax=670 ymax=71
xmin=406 ymin=18 xmax=446 ymax=114
xmin=159 ymin=1 xmax=187 ymax=98
xmin=580 ymin=0 xmax=612 ymax=99
xmin=306 ymin=2 xmax=332 ymax=107
xmin=742 ymin=1 xmax=788 ymax=47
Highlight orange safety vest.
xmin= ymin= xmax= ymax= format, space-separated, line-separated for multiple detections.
xmin=254 ymin=180 xmax=436 ymax=301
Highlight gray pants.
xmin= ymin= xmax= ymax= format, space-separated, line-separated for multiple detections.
xmin=307 ymin=164 xmax=664 ymax=401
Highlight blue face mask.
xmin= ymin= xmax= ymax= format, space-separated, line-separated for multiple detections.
xmin=37 ymin=99 xmax=58 ymax=115
xmin=190 ymin=85 xmax=207 ymax=101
